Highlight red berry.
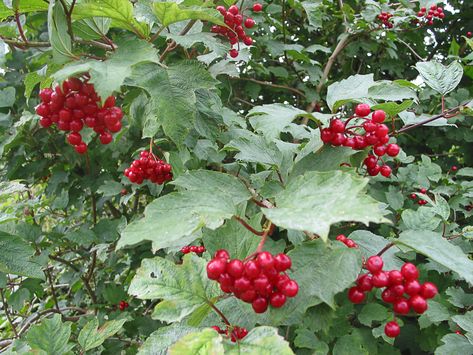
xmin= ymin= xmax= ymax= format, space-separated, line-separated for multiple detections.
xmin=401 ymin=263 xmax=419 ymax=281
xmin=384 ymin=321 xmax=400 ymax=338
xmin=253 ymin=275 xmax=270 ymax=294
xmin=181 ymin=246 xmax=191 ymax=254
xmin=380 ymin=165 xmax=392 ymax=178
xmin=229 ymin=49 xmax=239 ymax=58
xmin=75 ymin=142 xmax=87 ymax=154
xmin=386 ymin=144 xmax=400 ymax=157
xmin=207 ymin=258 xmax=227 ymax=280
xmin=372 ymin=272 xmax=389 ymax=288
xmin=372 ymin=110 xmax=386 ymax=123
xmin=252 ymin=297 xmax=268 ymax=313
xmin=393 ymin=298 xmax=410 ymax=314
xmin=256 ymin=252 xmax=274 ymax=270
xmin=345 ymin=239 xmax=357 ymax=248
xmin=410 ymin=193 xmax=417 ymax=200
xmin=391 ymin=284 xmax=405 ymax=297
xmin=253 ymin=3 xmax=263 ymax=12
xmin=243 ymin=36 xmax=253 ymax=46
xmin=375 ymin=124 xmax=389 ymax=138
xmin=244 ymin=260 xmax=261 ymax=279
xmin=365 ymin=255 xmax=384 ymax=273
xmin=420 ymin=282 xmax=438 ymax=299
xmin=404 ymin=279 xmax=421 ymax=296
xmin=364 ymin=155 xmax=378 ymax=169
xmin=330 ymin=119 xmax=345 ymax=133
xmin=355 ymin=103 xmax=371 ymax=117
xmin=240 ymin=289 xmax=257 ymax=303
xmin=228 ymin=5 xmax=239 ymax=14
xmin=274 ymin=253 xmax=291 ymax=272
xmin=451 ymin=165 xmax=458 ymax=171
xmin=39 ymin=117 xmax=52 ymax=128
xmin=381 ymin=288 xmax=398 ymax=303
xmin=363 ymin=120 xmax=377 ymax=132
xmin=357 ymin=274 xmax=374 ymax=292
xmin=270 ymin=293 xmax=286 ymax=308
xmin=99 ymin=132 xmax=113 ymax=145
xmin=467 ymin=32 xmax=473 ymax=38
xmin=321 ymin=128 xmax=333 ymax=143
xmin=234 ymin=277 xmax=251 ymax=292
xmin=388 ymin=270 xmax=404 ymax=285
xmin=281 ymin=280 xmax=299 ymax=297
xmin=244 ymin=18 xmax=255 ymax=28
xmin=67 ymin=132 xmax=82 ymax=146
xmin=374 ymin=144 xmax=386 ymax=156
xmin=214 ymin=250 xmax=230 ymax=260
xmin=410 ymin=295 xmax=428 ymax=314
xmin=348 ymin=286 xmax=366 ymax=304
xmin=216 ymin=5 xmax=226 ymax=14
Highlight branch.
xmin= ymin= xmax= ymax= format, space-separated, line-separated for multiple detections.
xmin=0 ymin=289 xmax=19 ymax=338
xmin=14 ymin=11 xmax=28 ymax=44
xmin=44 ymin=269 xmax=61 ymax=312
xmin=377 ymin=243 xmax=394 ymax=256
xmin=209 ymin=302 xmax=230 ymax=326
xmin=106 ymin=201 xmax=122 ymax=218
xmin=396 ymin=38 xmax=425 ymax=61
xmin=233 ymin=216 xmax=264 ymax=236
xmin=230 ymin=77 xmax=306 ymax=98
xmin=0 ymin=37 xmax=115 ymax=51
xmin=160 ymin=20 xmax=197 ymax=62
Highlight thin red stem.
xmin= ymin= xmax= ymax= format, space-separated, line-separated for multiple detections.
xmin=15 ymin=12 xmax=28 ymax=44
xmin=233 ymin=216 xmax=264 ymax=236
xmin=209 ymin=303 xmax=230 ymax=326
xmin=376 ymin=242 xmax=394 ymax=256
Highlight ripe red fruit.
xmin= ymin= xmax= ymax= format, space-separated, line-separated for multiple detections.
xmin=384 ymin=321 xmax=400 ymax=338
xmin=270 ymin=292 xmax=286 ymax=308
xmin=357 ymin=274 xmax=374 ymax=292
xmin=274 ymin=253 xmax=291 ymax=272
xmin=391 ymin=284 xmax=405 ymax=297
xmin=419 ymin=188 xmax=427 ymax=194
xmin=375 ymin=124 xmax=389 ymax=138
xmin=372 ymin=271 xmax=389 ymax=288
xmin=244 ymin=260 xmax=260 ymax=279
xmin=227 ymin=259 xmax=244 ymax=278
xmin=216 ymin=5 xmax=226 ymax=14
xmin=363 ymin=120 xmax=377 ymax=132
xmin=410 ymin=295 xmax=428 ymax=314
xmin=381 ymin=288 xmax=398 ymax=303
xmin=467 ymin=32 xmax=473 ymax=38
xmin=393 ymin=298 xmax=410 ymax=314
xmin=386 ymin=144 xmax=400 ymax=157
xmin=404 ymin=279 xmax=421 ymax=296
xmin=401 ymin=263 xmax=419 ymax=281
xmin=252 ymin=297 xmax=268 ymax=313
xmin=451 ymin=165 xmax=458 ymax=171
xmin=420 ymin=282 xmax=438 ymax=299
xmin=355 ymin=103 xmax=371 ymax=117
xmin=39 ymin=117 xmax=52 ymax=128
xmin=336 ymin=234 xmax=347 ymax=242
xmin=207 ymin=259 xmax=227 ymax=280
xmin=372 ymin=110 xmax=386 ymax=123
xmin=253 ymin=275 xmax=270 ymax=293
xmin=373 ymin=144 xmax=386 ymax=156
xmin=244 ymin=18 xmax=255 ymax=28
xmin=330 ymin=119 xmax=345 ymax=133
xmin=253 ymin=3 xmax=263 ymax=12
xmin=388 ymin=270 xmax=404 ymax=285
xmin=380 ymin=165 xmax=392 ymax=178
xmin=365 ymin=256 xmax=384 ymax=273
xmin=240 ymin=289 xmax=257 ymax=303
xmin=243 ymin=36 xmax=253 ymax=46
xmin=229 ymin=49 xmax=239 ymax=58
xmin=99 ymin=132 xmax=113 ymax=145
xmin=348 ymin=286 xmax=366 ymax=304
xmin=67 ymin=132 xmax=82 ymax=146
xmin=228 ymin=5 xmax=239 ymax=14
xmin=181 ymin=246 xmax=191 ymax=254
xmin=281 ymin=280 xmax=299 ymax=297
xmin=321 ymin=128 xmax=333 ymax=143
xmin=214 ymin=250 xmax=230 ymax=260
xmin=75 ymin=142 xmax=87 ymax=154
xmin=256 ymin=252 xmax=275 ymax=269
xmin=364 ymin=155 xmax=378 ymax=169
xmin=234 ymin=277 xmax=251 ymax=292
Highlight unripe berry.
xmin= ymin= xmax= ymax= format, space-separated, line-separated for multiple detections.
xmin=384 ymin=321 xmax=400 ymax=338
xmin=355 ymin=103 xmax=371 ymax=117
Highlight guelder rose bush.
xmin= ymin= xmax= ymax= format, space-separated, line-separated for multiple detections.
xmin=0 ymin=0 xmax=472 ymax=354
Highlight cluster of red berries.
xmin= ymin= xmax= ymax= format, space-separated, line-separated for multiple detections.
xmin=180 ymin=245 xmax=206 ymax=254
xmin=417 ymin=5 xmax=445 ymax=25
xmin=377 ymin=12 xmax=394 ymax=29
xmin=321 ymin=104 xmax=400 ymax=177
xmin=118 ymin=300 xmax=129 ymax=311
xmin=211 ymin=3 xmax=262 ymax=58
xmin=409 ymin=188 xmax=428 ymax=205
xmin=124 ymin=151 xmax=172 ymax=185
xmin=211 ymin=325 xmax=248 ymax=342
xmin=336 ymin=234 xmax=358 ymax=248
xmin=206 ymin=250 xmax=299 ymax=313
xmin=348 ymin=256 xmax=438 ymax=338
xmin=36 ymin=77 xmax=123 ymax=154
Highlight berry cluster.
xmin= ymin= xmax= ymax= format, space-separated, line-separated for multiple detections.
xmin=211 ymin=325 xmax=248 ymax=342
xmin=336 ymin=234 xmax=358 ymax=248
xmin=348 ymin=256 xmax=438 ymax=338
xmin=211 ymin=3 xmax=262 ymax=58
xmin=417 ymin=5 xmax=445 ymax=26
xmin=206 ymin=250 xmax=299 ymax=313
xmin=321 ymin=104 xmax=400 ymax=177
xmin=181 ymin=245 xmax=206 ymax=254
xmin=377 ymin=12 xmax=394 ymax=29
xmin=36 ymin=77 xmax=123 ymax=154
xmin=118 ymin=300 xmax=129 ymax=311
xmin=409 ymin=188 xmax=428 ymax=205
xmin=124 ymin=151 xmax=172 ymax=185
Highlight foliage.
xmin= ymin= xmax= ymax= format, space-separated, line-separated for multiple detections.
xmin=0 ymin=0 xmax=472 ymax=353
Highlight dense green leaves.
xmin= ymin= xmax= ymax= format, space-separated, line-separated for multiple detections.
xmin=151 ymin=3 xmax=225 ymax=27
xmin=26 ymin=314 xmax=73 ymax=354
xmin=262 ymin=171 xmax=388 ymax=240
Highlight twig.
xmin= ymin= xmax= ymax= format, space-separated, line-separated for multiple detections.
xmin=14 ymin=12 xmax=28 ymax=44
xmin=376 ymin=243 xmax=394 ymax=256
xmin=44 ymin=269 xmax=61 ymax=312
xmin=0 ymin=289 xmax=19 ymax=338
xmin=160 ymin=20 xmax=196 ymax=62
xmin=256 ymin=222 xmax=275 ymax=253
xmin=106 ymin=201 xmax=122 ymax=218
xmin=233 ymin=216 xmax=264 ymax=236
xmin=397 ymin=38 xmax=425 ymax=61
xmin=149 ymin=26 xmax=166 ymax=43
xmin=59 ymin=0 xmax=74 ymax=40
xmin=209 ymin=303 xmax=230 ymax=326
xmin=230 ymin=77 xmax=306 ymax=98
xmin=338 ymin=0 xmax=348 ymax=26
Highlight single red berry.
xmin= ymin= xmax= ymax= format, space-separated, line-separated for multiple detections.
xmin=181 ymin=246 xmax=191 ymax=254
xmin=274 ymin=253 xmax=291 ymax=272
xmin=336 ymin=234 xmax=347 ymax=242
xmin=252 ymin=297 xmax=268 ymax=313
xmin=391 ymin=284 xmax=405 ymax=297
xmin=375 ymin=124 xmax=389 ymax=138
xmin=451 ymin=165 xmax=458 ymax=172
xmin=386 ymin=144 xmax=400 ymax=157
xmin=373 ymin=144 xmax=386 ymax=157
xmin=393 ymin=298 xmax=410 ymax=314
xmin=75 ymin=142 xmax=87 ymax=154
xmin=256 ymin=251 xmax=274 ymax=270
xmin=228 ymin=5 xmax=239 ymax=14
xmin=381 ymin=288 xmax=398 ymax=303
xmin=365 ymin=255 xmax=384 ymax=273
xmin=467 ymin=32 xmax=473 ymax=38
xmin=66 ymin=132 xmax=82 ymax=146
xmin=321 ymin=128 xmax=333 ymax=143
xmin=363 ymin=120 xmax=377 ymax=132
xmin=348 ymin=286 xmax=366 ymax=304
xmin=244 ymin=260 xmax=261 ymax=279
xmin=227 ymin=259 xmax=244 ymax=278
xmin=419 ymin=188 xmax=427 ymax=194
xmin=372 ymin=110 xmax=386 ymax=123
xmin=410 ymin=295 xmax=428 ymax=314
xmin=253 ymin=3 xmax=263 ymax=12
xmin=240 ymin=289 xmax=257 ymax=303
xmin=384 ymin=321 xmax=401 ymax=338
xmin=229 ymin=49 xmax=239 ymax=58
xmin=380 ymin=165 xmax=392 ymax=178
xmin=404 ymin=279 xmax=422 ymax=296
xmin=243 ymin=36 xmax=253 ymax=46
xmin=244 ymin=18 xmax=255 ymax=28
xmin=99 ymin=132 xmax=113 ymax=145
xmin=357 ymin=274 xmax=374 ymax=292
xmin=364 ymin=155 xmax=378 ymax=169
xmin=330 ymin=119 xmax=345 ymax=133
xmin=401 ymin=263 xmax=419 ymax=281
xmin=234 ymin=277 xmax=252 ymax=292
xmin=281 ymin=280 xmax=299 ymax=297
xmin=270 ymin=292 xmax=286 ymax=308
xmin=372 ymin=271 xmax=389 ymax=288
xmin=207 ymin=258 xmax=227 ymax=280
xmin=253 ymin=275 xmax=270 ymax=294
xmin=420 ymin=282 xmax=438 ymax=299
xmin=355 ymin=103 xmax=371 ymax=117
xmin=388 ymin=270 xmax=404 ymax=285
xmin=216 ymin=5 xmax=226 ymax=14
xmin=345 ymin=239 xmax=357 ymax=248
xmin=456 ymin=330 xmax=463 ymax=335
xmin=409 ymin=193 xmax=417 ymax=200
xmin=214 ymin=250 xmax=230 ymax=260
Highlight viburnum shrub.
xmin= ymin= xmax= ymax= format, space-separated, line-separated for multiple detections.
xmin=0 ymin=0 xmax=472 ymax=354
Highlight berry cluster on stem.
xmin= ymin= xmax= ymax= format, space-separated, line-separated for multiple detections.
xmin=211 ymin=3 xmax=262 ymax=58
xmin=321 ymin=104 xmax=400 ymax=177
xmin=377 ymin=12 xmax=394 ymax=28
xmin=36 ymin=76 xmax=123 ymax=154
xmin=124 ymin=150 xmax=172 ymax=185
xmin=348 ymin=255 xmax=438 ymax=338
xmin=417 ymin=5 xmax=445 ymax=26
xmin=118 ymin=300 xmax=129 ymax=311
xmin=410 ymin=187 xmax=428 ymax=205
xmin=336 ymin=234 xmax=358 ymax=248
xmin=211 ymin=325 xmax=248 ymax=342
xmin=180 ymin=245 xmax=206 ymax=254
xmin=206 ymin=250 xmax=298 ymax=313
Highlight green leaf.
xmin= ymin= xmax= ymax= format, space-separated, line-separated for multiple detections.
xmin=326 ymin=74 xmax=374 ymax=111
xmin=118 ymin=170 xmax=249 ymax=251
xmin=435 ymin=334 xmax=473 ymax=355
xmin=151 ymin=3 xmax=225 ymax=27
xmin=358 ymin=304 xmax=389 ymax=326
xmin=78 ymin=318 xmax=127 ymax=351
xmin=48 ymin=0 xmax=74 ymax=63
xmin=0 ymin=231 xmax=44 ymax=279
xmin=368 ymin=82 xmax=418 ymax=102
xmin=262 ymin=171 xmax=388 ymax=241
xmin=288 ymin=240 xmax=362 ymax=308
xmin=445 ymin=287 xmax=473 ymax=308
xmin=225 ymin=133 xmax=285 ymax=166
xmin=452 ymin=311 xmax=473 ymax=333
xmin=73 ymin=0 xmax=149 ymax=37
xmin=301 ymin=1 xmax=323 ymax=30
xmin=372 ymin=100 xmax=413 ymax=117
xmin=53 ymin=39 xmax=159 ymax=102
xmin=126 ymin=61 xmax=217 ymax=145
xmin=248 ymin=104 xmax=307 ymax=140
xmin=169 ymin=328 xmax=224 ymax=354
xmin=223 ymin=326 xmax=294 ymax=354
xmin=0 ymin=0 xmax=48 ymax=21
xmin=128 ymin=254 xmax=220 ymax=323
xmin=97 ymin=180 xmax=123 ymax=197
xmin=26 ymin=314 xmax=73 ymax=354
xmin=396 ymin=230 xmax=473 ymax=286
xmin=415 ymin=61 xmax=463 ymax=96
xmin=0 ymin=87 xmax=15 ymax=108
xmin=138 ymin=324 xmax=198 ymax=355
xmin=73 ymin=17 xmax=111 ymax=40
xmin=294 ymin=328 xmax=328 ymax=352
